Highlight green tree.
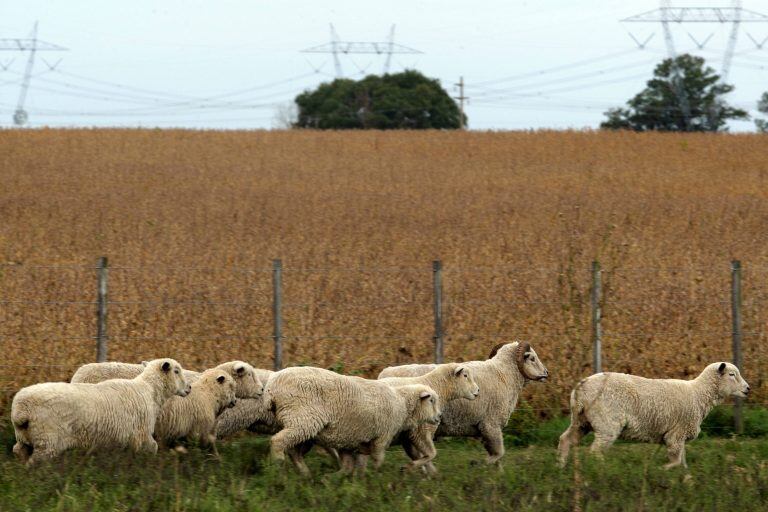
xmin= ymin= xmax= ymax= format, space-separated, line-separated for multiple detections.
xmin=293 ymin=70 xmax=465 ymax=129
xmin=756 ymin=92 xmax=768 ymax=133
xmin=601 ymin=54 xmax=748 ymax=132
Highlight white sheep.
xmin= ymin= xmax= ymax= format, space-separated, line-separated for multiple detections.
xmin=267 ymin=366 xmax=442 ymax=476
xmin=373 ymin=362 xmax=480 ymax=472
xmin=215 ymin=369 xmax=276 ymax=438
xmin=153 ymin=368 xmax=238 ymax=457
xmin=557 ymin=362 xmax=750 ymax=469
xmin=71 ymin=360 xmax=262 ymax=454
xmin=377 ymin=341 xmax=548 ymax=465
xmin=12 ymin=358 xmax=190 ymax=465
xmin=71 ymin=360 xmax=263 ymax=399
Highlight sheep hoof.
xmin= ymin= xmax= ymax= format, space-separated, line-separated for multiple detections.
xmin=173 ymin=446 xmax=188 ymax=455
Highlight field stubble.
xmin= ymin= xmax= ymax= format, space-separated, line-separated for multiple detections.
xmin=1 ymin=129 xmax=767 ymax=412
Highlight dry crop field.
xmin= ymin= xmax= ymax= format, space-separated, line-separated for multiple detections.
xmin=1 ymin=129 xmax=767 ymax=412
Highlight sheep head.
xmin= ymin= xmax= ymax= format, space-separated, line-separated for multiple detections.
xmin=713 ymin=362 xmax=750 ymax=399
xmin=515 ymin=342 xmax=549 ymax=382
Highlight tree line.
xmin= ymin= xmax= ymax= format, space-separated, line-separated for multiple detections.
xmin=289 ymin=57 xmax=768 ymax=132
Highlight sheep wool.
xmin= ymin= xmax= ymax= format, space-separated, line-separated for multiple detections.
xmin=12 ymin=358 xmax=190 ymax=465
xmin=268 ymin=366 xmax=442 ymax=475
xmin=153 ymin=368 xmax=238 ymax=456
xmin=377 ymin=341 xmax=549 ymax=465
xmin=215 ymin=368 xmax=276 ymax=438
xmin=558 ymin=362 xmax=750 ymax=469
xmin=72 ymin=360 xmax=263 ymax=399
xmin=375 ymin=363 xmax=480 ymax=471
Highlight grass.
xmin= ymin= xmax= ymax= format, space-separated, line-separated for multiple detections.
xmin=2 ymin=410 xmax=768 ymax=511
xmin=1 ymin=429 xmax=767 ymax=511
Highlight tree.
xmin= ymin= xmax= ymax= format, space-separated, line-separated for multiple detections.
xmin=756 ymin=92 xmax=768 ymax=133
xmin=601 ymin=54 xmax=748 ymax=132
xmin=293 ymin=70 xmax=465 ymax=130
xmin=272 ymin=101 xmax=298 ymax=130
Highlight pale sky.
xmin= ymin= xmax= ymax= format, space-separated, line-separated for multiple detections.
xmin=1 ymin=0 xmax=767 ymax=130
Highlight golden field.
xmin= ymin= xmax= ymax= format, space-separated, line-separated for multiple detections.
xmin=1 ymin=129 xmax=767 ymax=412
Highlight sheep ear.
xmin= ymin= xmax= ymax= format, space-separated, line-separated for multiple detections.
xmin=454 ymin=366 xmax=465 ymax=377
xmin=217 ymin=375 xmax=226 ymax=384
xmin=161 ymin=361 xmax=171 ymax=373
xmin=718 ymin=362 xmax=727 ymax=375
xmin=235 ymin=365 xmax=245 ymax=375
xmin=141 ymin=361 xmax=149 ymax=367
xmin=419 ymin=391 xmax=432 ymax=400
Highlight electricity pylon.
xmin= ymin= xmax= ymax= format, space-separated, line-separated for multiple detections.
xmin=301 ymin=25 xmax=422 ymax=78
xmin=0 ymin=22 xmax=67 ymax=126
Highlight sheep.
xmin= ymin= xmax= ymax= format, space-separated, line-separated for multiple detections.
xmin=267 ymin=366 xmax=442 ymax=476
xmin=71 ymin=360 xmax=264 ymax=400
xmin=71 ymin=360 xmax=262 ymax=455
xmin=12 ymin=358 xmax=190 ymax=465
xmin=377 ymin=341 xmax=548 ymax=465
xmin=372 ymin=363 xmax=480 ymax=472
xmin=153 ymin=368 xmax=238 ymax=457
xmin=557 ymin=362 xmax=750 ymax=469
xmin=215 ymin=369 xmax=276 ymax=439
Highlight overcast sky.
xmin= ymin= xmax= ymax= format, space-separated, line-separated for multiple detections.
xmin=1 ymin=0 xmax=767 ymax=130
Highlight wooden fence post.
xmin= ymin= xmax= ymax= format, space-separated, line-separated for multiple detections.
xmin=273 ymin=259 xmax=283 ymax=371
xmin=591 ymin=261 xmax=602 ymax=374
xmin=433 ymin=260 xmax=444 ymax=364
xmin=731 ymin=259 xmax=743 ymax=435
xmin=96 ymin=256 xmax=108 ymax=363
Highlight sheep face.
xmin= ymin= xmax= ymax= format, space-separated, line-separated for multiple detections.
xmin=214 ymin=372 xmax=238 ymax=412
xmin=414 ymin=388 xmax=442 ymax=425
xmin=715 ymin=362 xmax=750 ymax=399
xmin=230 ymin=362 xmax=264 ymax=399
xmin=496 ymin=342 xmax=549 ymax=382
xmin=519 ymin=345 xmax=549 ymax=382
xmin=453 ymin=366 xmax=480 ymax=400
xmin=149 ymin=358 xmax=191 ymax=397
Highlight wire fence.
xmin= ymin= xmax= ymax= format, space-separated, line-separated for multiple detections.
xmin=1 ymin=257 xmax=765 ymax=431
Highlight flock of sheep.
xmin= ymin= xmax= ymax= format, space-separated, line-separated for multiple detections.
xmin=10 ymin=341 xmax=750 ymax=474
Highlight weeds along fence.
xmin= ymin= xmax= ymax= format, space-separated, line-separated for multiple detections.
xmin=1 ymin=258 xmax=767 ymax=429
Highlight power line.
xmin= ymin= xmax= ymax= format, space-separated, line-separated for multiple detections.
xmin=470 ymin=49 xmax=641 ymax=88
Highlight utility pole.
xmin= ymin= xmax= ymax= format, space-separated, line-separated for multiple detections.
xmin=454 ymin=76 xmax=468 ymax=130
xmin=0 ymin=22 xmax=67 ymax=126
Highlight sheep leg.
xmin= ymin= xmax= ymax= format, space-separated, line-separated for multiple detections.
xmin=203 ymin=433 xmax=220 ymax=459
xmin=315 ymin=443 xmax=341 ymax=468
xmin=557 ymin=423 xmax=584 ymax=467
xmin=369 ymin=437 xmax=390 ymax=469
xmin=663 ymin=436 xmax=686 ymax=470
xmin=354 ymin=451 xmax=370 ymax=476
xmin=478 ymin=423 xmax=505 ymax=465
xmin=270 ymin=422 xmax=318 ymax=463
xmin=336 ymin=449 xmax=356 ymax=475
xmin=135 ymin=433 xmax=158 ymax=454
xmin=286 ymin=447 xmax=312 ymax=477
xmin=589 ymin=430 xmax=619 ymax=459
xmin=403 ymin=427 xmax=437 ymax=471
xmin=13 ymin=442 xmax=33 ymax=464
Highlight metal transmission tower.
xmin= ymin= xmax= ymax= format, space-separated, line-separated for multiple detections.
xmin=622 ymin=1 xmax=768 ymax=129
xmin=302 ymin=25 xmax=422 ymax=78
xmin=0 ymin=22 xmax=67 ymax=126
